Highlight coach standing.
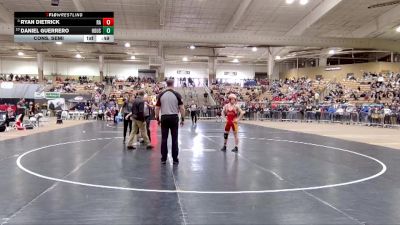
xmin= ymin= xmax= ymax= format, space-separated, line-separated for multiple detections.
xmin=155 ymin=79 xmax=185 ymax=165
xmin=126 ymin=91 xmax=152 ymax=150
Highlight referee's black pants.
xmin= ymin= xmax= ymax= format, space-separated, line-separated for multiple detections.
xmin=161 ymin=114 xmax=179 ymax=162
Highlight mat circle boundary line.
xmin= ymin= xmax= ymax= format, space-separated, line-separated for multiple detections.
xmin=16 ymin=137 xmax=387 ymax=194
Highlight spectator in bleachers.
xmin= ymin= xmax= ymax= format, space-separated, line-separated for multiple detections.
xmin=27 ymin=102 xmax=35 ymax=119
xmin=84 ymin=105 xmax=91 ymax=120
xmin=98 ymin=103 xmax=105 ymax=120
xmin=204 ymin=92 xmax=208 ymax=103
xmin=5 ymin=104 xmax=16 ymax=127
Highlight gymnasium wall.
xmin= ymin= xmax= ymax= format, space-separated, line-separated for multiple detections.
xmin=0 ymin=60 xmax=38 ymax=75
xmin=0 ymin=59 xmax=267 ymax=80
xmin=0 ymin=58 xmax=148 ymax=80
xmin=282 ymin=62 xmax=400 ymax=80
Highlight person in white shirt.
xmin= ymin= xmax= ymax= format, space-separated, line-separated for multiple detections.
xmin=314 ymin=92 xmax=320 ymax=105
xmin=336 ymin=107 xmax=344 ymax=122
xmin=201 ymin=105 xmax=208 ymax=117
xmin=383 ymin=106 xmax=392 ymax=115
xmin=189 ymin=101 xmax=198 ymax=125
xmin=382 ymin=105 xmax=392 ymax=125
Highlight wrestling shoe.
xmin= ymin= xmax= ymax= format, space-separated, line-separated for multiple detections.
xmin=231 ymin=146 xmax=238 ymax=153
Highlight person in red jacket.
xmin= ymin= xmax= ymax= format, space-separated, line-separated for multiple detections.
xmin=221 ymin=94 xmax=245 ymax=153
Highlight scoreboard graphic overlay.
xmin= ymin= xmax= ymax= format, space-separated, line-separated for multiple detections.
xmin=14 ymin=12 xmax=114 ymax=43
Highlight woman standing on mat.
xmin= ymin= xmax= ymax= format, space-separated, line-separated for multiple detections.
xmin=121 ymin=96 xmax=133 ymax=143
xmin=221 ymin=94 xmax=245 ymax=153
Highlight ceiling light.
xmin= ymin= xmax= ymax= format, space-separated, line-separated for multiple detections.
xmin=17 ymin=52 xmax=24 ymax=56
xmin=130 ymin=55 xmax=136 ymax=60
xmin=299 ymin=0 xmax=309 ymax=5
xmin=396 ymin=26 xmax=400 ymax=33
xmin=189 ymin=45 xmax=196 ymax=50
xmin=275 ymin=55 xmax=281 ymax=60
xmin=286 ymin=0 xmax=295 ymax=4
xmin=182 ymin=57 xmax=188 ymax=62
xmin=328 ymin=49 xmax=335 ymax=55
xmin=252 ymin=47 xmax=258 ymax=52
xmin=124 ymin=42 xmax=131 ymax=48
xmin=55 ymin=42 xmax=62 ymax=45
xmin=232 ymin=58 xmax=239 ymax=63
xmin=75 ymin=53 xmax=82 ymax=58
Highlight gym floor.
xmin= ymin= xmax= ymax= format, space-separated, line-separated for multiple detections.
xmin=0 ymin=120 xmax=398 ymax=225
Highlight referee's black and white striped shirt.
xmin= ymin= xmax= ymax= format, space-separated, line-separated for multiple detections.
xmin=156 ymin=89 xmax=183 ymax=116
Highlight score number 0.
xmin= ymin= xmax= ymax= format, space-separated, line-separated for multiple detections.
xmin=103 ymin=18 xmax=114 ymax=26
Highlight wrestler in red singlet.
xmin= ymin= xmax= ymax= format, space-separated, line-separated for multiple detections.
xmin=224 ymin=105 xmax=238 ymax=132
xmin=221 ymin=94 xmax=245 ymax=153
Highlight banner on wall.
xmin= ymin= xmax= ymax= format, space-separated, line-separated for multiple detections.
xmin=0 ymin=82 xmax=13 ymax=89
xmin=45 ymin=92 xmax=61 ymax=99
xmin=74 ymin=96 xmax=84 ymax=102
xmin=325 ymin=67 xmax=341 ymax=71
xmin=60 ymin=94 xmax=91 ymax=102
xmin=34 ymin=91 xmax=45 ymax=99
xmin=223 ymin=72 xmax=238 ymax=76
xmin=177 ymin=70 xmax=190 ymax=75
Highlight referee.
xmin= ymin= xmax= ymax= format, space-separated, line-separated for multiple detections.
xmin=155 ymin=79 xmax=185 ymax=165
